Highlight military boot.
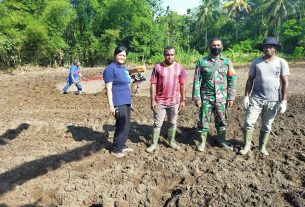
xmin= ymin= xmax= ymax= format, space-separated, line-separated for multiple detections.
xmin=196 ymin=132 xmax=207 ymax=152
xmin=168 ymin=128 xmax=180 ymax=150
xmin=239 ymin=130 xmax=253 ymax=155
xmin=146 ymin=128 xmax=160 ymax=153
xmin=218 ymin=130 xmax=233 ymax=150
xmin=259 ymin=131 xmax=270 ymax=156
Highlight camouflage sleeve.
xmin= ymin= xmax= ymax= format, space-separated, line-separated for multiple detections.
xmin=192 ymin=61 xmax=202 ymax=101
xmin=227 ymin=59 xmax=236 ymax=101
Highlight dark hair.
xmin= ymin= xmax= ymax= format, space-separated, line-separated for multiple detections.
xmin=114 ymin=46 xmax=127 ymax=56
xmin=73 ymin=59 xmax=80 ymax=65
xmin=209 ymin=37 xmax=223 ymax=46
xmin=163 ymin=46 xmax=176 ymax=55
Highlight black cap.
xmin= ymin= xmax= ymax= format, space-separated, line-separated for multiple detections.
xmin=260 ymin=37 xmax=281 ymax=51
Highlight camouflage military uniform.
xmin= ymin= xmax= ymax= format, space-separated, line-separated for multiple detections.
xmin=192 ymin=56 xmax=236 ymax=132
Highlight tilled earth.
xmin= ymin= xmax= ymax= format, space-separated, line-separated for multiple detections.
xmin=0 ymin=62 xmax=304 ymax=207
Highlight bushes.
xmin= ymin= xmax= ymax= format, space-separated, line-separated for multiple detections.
xmin=223 ymin=50 xmax=261 ymax=64
xmin=127 ymin=50 xmax=202 ymax=67
xmin=292 ymin=47 xmax=304 ymax=59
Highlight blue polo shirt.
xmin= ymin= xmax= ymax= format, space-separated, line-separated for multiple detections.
xmin=103 ymin=62 xmax=132 ymax=107
xmin=67 ymin=64 xmax=80 ymax=83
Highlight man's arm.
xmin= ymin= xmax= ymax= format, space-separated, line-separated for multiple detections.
xmin=278 ymin=75 xmax=289 ymax=113
xmin=179 ymin=83 xmax=186 ymax=111
xmin=192 ymin=63 xmax=202 ymax=107
xmin=242 ymin=75 xmax=254 ymax=110
xmin=280 ymin=75 xmax=288 ymax=101
xmin=70 ymin=73 xmax=76 ymax=83
xmin=226 ymin=60 xmax=236 ymax=107
xmin=245 ymin=76 xmax=254 ymax=96
xmin=151 ymin=83 xmax=157 ymax=112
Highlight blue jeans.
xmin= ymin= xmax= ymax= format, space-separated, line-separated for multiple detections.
xmin=63 ymin=81 xmax=82 ymax=92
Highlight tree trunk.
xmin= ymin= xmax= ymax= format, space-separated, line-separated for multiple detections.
xmin=204 ymin=24 xmax=208 ymax=50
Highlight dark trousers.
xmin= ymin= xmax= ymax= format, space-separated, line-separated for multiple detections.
xmin=112 ymin=104 xmax=131 ymax=153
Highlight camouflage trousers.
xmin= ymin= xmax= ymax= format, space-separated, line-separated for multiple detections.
xmin=197 ymin=98 xmax=228 ymax=133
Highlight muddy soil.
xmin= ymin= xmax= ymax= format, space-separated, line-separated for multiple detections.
xmin=0 ymin=62 xmax=304 ymax=207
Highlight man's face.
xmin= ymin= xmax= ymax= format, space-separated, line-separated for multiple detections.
xmin=209 ymin=40 xmax=223 ymax=56
xmin=263 ymin=44 xmax=276 ymax=57
xmin=164 ymin=49 xmax=175 ymax=65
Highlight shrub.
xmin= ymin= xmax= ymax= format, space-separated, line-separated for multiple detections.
xmin=292 ymin=46 xmax=304 ymax=59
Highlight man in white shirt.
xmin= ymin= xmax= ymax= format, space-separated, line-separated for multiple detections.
xmin=240 ymin=37 xmax=289 ymax=156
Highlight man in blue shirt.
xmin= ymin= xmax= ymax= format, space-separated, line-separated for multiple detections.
xmin=63 ymin=59 xmax=83 ymax=94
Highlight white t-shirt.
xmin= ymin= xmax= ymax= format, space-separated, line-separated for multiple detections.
xmin=249 ymin=56 xmax=289 ymax=101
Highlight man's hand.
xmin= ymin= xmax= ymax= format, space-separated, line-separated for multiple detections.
xmin=227 ymin=100 xmax=234 ymax=108
xmin=195 ymin=100 xmax=202 ymax=108
xmin=243 ymin=96 xmax=250 ymax=110
xmin=179 ymin=101 xmax=185 ymax=111
xmin=278 ymin=100 xmax=287 ymax=113
xmin=151 ymin=101 xmax=157 ymax=112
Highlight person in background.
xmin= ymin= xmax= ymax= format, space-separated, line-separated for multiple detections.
xmin=103 ymin=46 xmax=133 ymax=158
xmin=146 ymin=46 xmax=187 ymax=153
xmin=240 ymin=37 xmax=289 ymax=156
xmin=192 ymin=37 xmax=236 ymax=152
xmin=63 ymin=59 xmax=83 ymax=94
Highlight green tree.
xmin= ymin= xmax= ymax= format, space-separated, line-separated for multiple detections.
xmin=22 ymin=21 xmax=49 ymax=65
xmin=223 ymin=0 xmax=251 ymax=40
xmin=96 ymin=29 xmax=120 ymax=64
xmin=280 ymin=18 xmax=305 ymax=53
xmin=40 ymin=0 xmax=74 ymax=66
xmin=145 ymin=0 xmax=164 ymax=17
xmin=68 ymin=0 xmax=101 ymax=66
xmin=196 ymin=0 xmax=221 ymax=49
xmin=259 ymin=0 xmax=297 ymax=38
xmin=95 ymin=0 xmax=154 ymax=60
xmin=0 ymin=1 xmax=36 ymax=67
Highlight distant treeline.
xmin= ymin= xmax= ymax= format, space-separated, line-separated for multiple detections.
xmin=0 ymin=0 xmax=304 ymax=68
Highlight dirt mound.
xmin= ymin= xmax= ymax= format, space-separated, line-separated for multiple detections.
xmin=0 ymin=64 xmax=304 ymax=206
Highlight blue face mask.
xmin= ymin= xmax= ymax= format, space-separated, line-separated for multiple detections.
xmin=210 ymin=47 xmax=222 ymax=56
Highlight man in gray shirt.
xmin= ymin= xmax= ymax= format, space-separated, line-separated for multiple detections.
xmin=240 ymin=37 xmax=289 ymax=156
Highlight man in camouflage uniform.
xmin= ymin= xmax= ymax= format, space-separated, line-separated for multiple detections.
xmin=192 ymin=37 xmax=236 ymax=152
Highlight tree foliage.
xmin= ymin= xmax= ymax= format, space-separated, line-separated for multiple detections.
xmin=0 ymin=0 xmax=304 ymax=68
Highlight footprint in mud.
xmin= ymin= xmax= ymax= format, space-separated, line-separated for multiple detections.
xmin=283 ymin=192 xmax=305 ymax=207
xmin=296 ymin=152 xmax=305 ymax=162
xmin=164 ymin=187 xmax=184 ymax=207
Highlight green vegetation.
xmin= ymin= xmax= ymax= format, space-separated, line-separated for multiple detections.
xmin=0 ymin=0 xmax=304 ymax=69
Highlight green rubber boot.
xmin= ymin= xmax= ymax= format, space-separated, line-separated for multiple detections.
xmin=168 ymin=128 xmax=180 ymax=150
xmin=146 ymin=128 xmax=160 ymax=153
xmin=196 ymin=132 xmax=207 ymax=152
xmin=218 ymin=130 xmax=233 ymax=150
xmin=239 ymin=130 xmax=253 ymax=155
xmin=259 ymin=131 xmax=270 ymax=156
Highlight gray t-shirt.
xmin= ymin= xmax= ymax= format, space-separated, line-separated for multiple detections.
xmin=249 ymin=56 xmax=289 ymax=101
